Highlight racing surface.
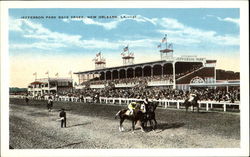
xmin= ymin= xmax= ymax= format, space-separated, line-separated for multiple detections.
xmin=9 ymin=98 xmax=240 ymax=149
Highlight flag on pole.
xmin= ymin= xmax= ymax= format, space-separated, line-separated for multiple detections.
xmin=45 ymin=71 xmax=49 ymax=75
xmin=168 ymin=43 xmax=173 ymax=49
xmin=157 ymin=43 xmax=161 ymax=48
xmin=162 ymin=37 xmax=166 ymax=43
xmin=55 ymin=73 xmax=58 ymax=77
xmin=123 ymin=45 xmax=129 ymax=52
xmin=162 ymin=34 xmax=167 ymax=43
xmin=33 ymin=72 xmax=37 ymax=76
xmin=68 ymin=71 xmax=72 ymax=75
xmin=96 ymin=52 xmax=101 ymax=57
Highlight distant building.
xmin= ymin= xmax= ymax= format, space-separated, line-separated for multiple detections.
xmin=28 ymin=78 xmax=73 ymax=96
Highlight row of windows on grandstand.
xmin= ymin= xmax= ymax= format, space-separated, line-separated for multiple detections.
xmin=29 ymin=81 xmax=72 ymax=88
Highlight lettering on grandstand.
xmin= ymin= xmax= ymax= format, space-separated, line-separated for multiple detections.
xmin=175 ymin=57 xmax=205 ymax=62
xmin=190 ymin=76 xmax=205 ymax=84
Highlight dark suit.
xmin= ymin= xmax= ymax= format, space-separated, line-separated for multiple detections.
xmin=59 ymin=110 xmax=66 ymax=128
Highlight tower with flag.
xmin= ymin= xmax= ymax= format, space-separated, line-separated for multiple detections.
xmin=93 ymin=52 xmax=106 ymax=70
xmin=158 ymin=34 xmax=174 ymax=60
xmin=121 ymin=45 xmax=134 ymax=66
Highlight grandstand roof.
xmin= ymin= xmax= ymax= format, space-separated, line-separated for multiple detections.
xmin=74 ymin=60 xmax=169 ymax=74
xmin=30 ymin=81 xmax=45 ymax=85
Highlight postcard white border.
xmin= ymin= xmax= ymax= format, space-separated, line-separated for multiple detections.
xmin=1 ymin=1 xmax=249 ymax=157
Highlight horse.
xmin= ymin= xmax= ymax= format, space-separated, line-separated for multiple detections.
xmin=115 ymin=102 xmax=146 ymax=133
xmin=143 ymin=101 xmax=158 ymax=131
xmin=184 ymin=94 xmax=200 ymax=112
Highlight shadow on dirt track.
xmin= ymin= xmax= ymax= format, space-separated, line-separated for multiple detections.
xmin=157 ymin=122 xmax=185 ymax=130
xmin=67 ymin=122 xmax=91 ymax=128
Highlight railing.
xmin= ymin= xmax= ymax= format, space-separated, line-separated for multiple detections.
xmin=90 ymin=84 xmax=105 ymax=88
xmin=75 ymin=85 xmax=86 ymax=89
xmin=9 ymin=95 xmax=240 ymax=112
xmin=115 ymin=83 xmax=139 ymax=88
xmin=147 ymin=80 xmax=173 ymax=86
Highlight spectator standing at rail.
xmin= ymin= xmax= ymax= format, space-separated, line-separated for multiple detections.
xmin=25 ymin=96 xmax=29 ymax=105
xmin=47 ymin=96 xmax=53 ymax=112
xmin=59 ymin=108 xmax=66 ymax=128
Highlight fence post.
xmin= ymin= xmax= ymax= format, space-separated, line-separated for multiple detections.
xmin=223 ymin=103 xmax=226 ymax=112
xmin=177 ymin=101 xmax=180 ymax=109
xmin=206 ymin=102 xmax=209 ymax=111
xmin=191 ymin=106 xmax=193 ymax=111
xmin=119 ymin=98 xmax=121 ymax=105
xmin=210 ymin=103 xmax=213 ymax=109
xmin=164 ymin=100 xmax=167 ymax=109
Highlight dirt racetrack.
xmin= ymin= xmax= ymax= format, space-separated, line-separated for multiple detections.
xmin=9 ymin=98 xmax=240 ymax=149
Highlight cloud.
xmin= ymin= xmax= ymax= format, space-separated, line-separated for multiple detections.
xmin=157 ymin=17 xmax=239 ymax=46
xmin=9 ymin=17 xmax=159 ymax=51
xmin=9 ymin=17 xmax=84 ymax=50
xmin=206 ymin=15 xmax=239 ymax=25
xmin=10 ymin=42 xmax=67 ymax=50
xmin=9 ymin=15 xmax=239 ymax=54
xmin=62 ymin=14 xmax=157 ymax=30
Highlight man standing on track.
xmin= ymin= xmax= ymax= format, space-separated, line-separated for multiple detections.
xmin=59 ymin=108 xmax=66 ymax=128
xmin=47 ymin=96 xmax=53 ymax=112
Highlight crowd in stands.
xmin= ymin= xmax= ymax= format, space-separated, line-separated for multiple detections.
xmin=28 ymin=84 xmax=240 ymax=103
xmin=81 ymin=74 xmax=174 ymax=87
xmin=73 ymin=86 xmax=240 ymax=103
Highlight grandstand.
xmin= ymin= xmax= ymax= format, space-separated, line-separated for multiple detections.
xmin=74 ymin=35 xmax=239 ymax=91
xmin=73 ymin=35 xmax=239 ymax=104
xmin=74 ymin=35 xmax=222 ymax=91
xmin=27 ymin=78 xmax=73 ymax=96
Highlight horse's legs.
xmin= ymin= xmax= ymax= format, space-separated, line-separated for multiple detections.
xmin=153 ymin=118 xmax=158 ymax=130
xmin=119 ymin=118 xmax=125 ymax=132
xmin=137 ymin=120 xmax=145 ymax=132
xmin=185 ymin=103 xmax=189 ymax=112
xmin=131 ymin=120 xmax=135 ymax=133
xmin=149 ymin=120 xmax=153 ymax=130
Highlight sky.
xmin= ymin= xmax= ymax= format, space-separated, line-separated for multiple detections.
xmin=9 ymin=8 xmax=240 ymax=88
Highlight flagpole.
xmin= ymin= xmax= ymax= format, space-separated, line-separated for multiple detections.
xmin=165 ymin=34 xmax=168 ymax=49
xmin=33 ymin=72 xmax=37 ymax=81
xmin=46 ymin=71 xmax=50 ymax=95
xmin=69 ymin=71 xmax=72 ymax=79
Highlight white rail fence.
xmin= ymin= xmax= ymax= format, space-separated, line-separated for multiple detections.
xmin=10 ymin=95 xmax=240 ymax=112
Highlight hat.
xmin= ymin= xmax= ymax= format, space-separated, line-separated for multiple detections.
xmin=61 ymin=108 xmax=65 ymax=111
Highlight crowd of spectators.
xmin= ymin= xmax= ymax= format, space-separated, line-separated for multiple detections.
xmin=30 ymin=85 xmax=240 ymax=104
xmin=81 ymin=74 xmax=174 ymax=87
xmin=72 ymin=86 xmax=240 ymax=103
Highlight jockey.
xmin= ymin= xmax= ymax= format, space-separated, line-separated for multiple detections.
xmin=188 ymin=91 xmax=197 ymax=102
xmin=128 ymin=102 xmax=138 ymax=115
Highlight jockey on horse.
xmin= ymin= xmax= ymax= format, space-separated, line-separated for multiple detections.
xmin=184 ymin=89 xmax=200 ymax=112
xmin=127 ymin=100 xmax=146 ymax=116
xmin=115 ymin=99 xmax=147 ymax=132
